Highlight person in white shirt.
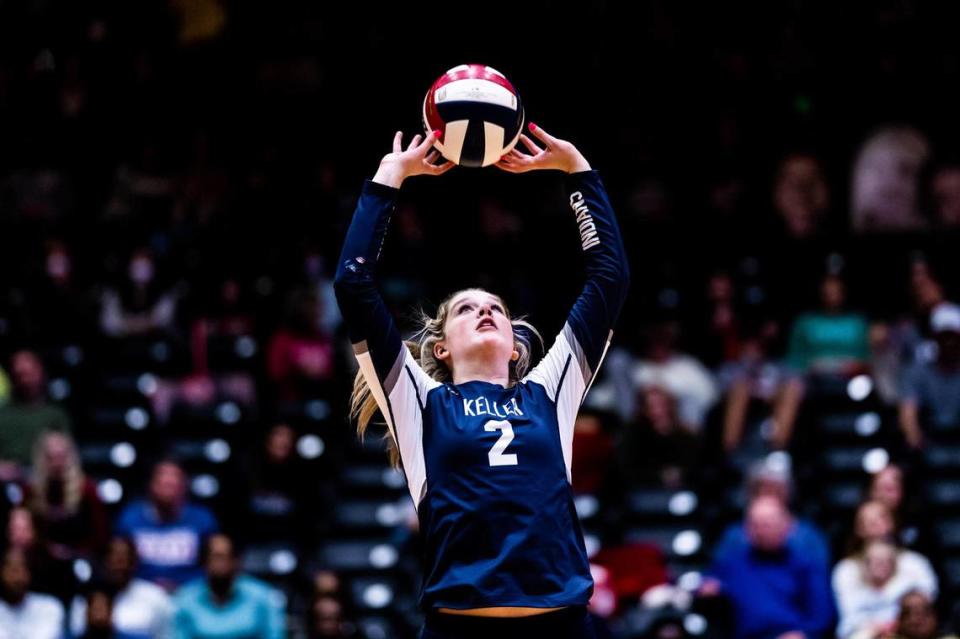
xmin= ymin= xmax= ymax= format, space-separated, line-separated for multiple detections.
xmin=0 ymin=547 xmax=64 ymax=639
xmin=833 ymin=538 xmax=938 ymax=639
xmin=70 ymin=536 xmax=173 ymax=639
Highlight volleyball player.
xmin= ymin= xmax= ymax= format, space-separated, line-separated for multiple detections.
xmin=334 ymin=123 xmax=630 ymax=638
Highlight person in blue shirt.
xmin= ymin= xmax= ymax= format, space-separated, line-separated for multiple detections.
xmin=705 ymin=495 xmax=835 ymax=639
xmin=713 ymin=459 xmax=831 ymax=567
xmin=172 ymin=533 xmax=284 ymax=639
xmin=115 ymin=460 xmax=219 ymax=591
xmin=335 ymin=124 xmax=630 ymax=639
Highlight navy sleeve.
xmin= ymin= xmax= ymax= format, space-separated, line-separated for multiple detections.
xmin=562 ymin=169 xmax=631 ymax=378
xmin=333 ymin=179 xmax=405 ymax=381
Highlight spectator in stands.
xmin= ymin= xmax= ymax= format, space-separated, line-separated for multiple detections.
xmin=267 ymin=288 xmax=335 ymax=403
xmin=99 ymin=248 xmax=180 ymax=338
xmin=616 ymin=386 xmax=700 ymax=489
xmin=247 ymin=423 xmax=313 ymax=540
xmin=899 ymin=303 xmax=960 ymax=448
xmin=70 ymin=536 xmax=173 ymax=639
xmin=866 ymin=465 xmax=936 ymax=554
xmin=931 ymin=164 xmax=960 ymax=228
xmin=172 ymin=533 xmax=284 ymax=639
xmin=0 ymin=349 xmax=72 ymax=478
xmin=6 ymin=505 xmax=76 ymax=603
xmin=19 ymin=240 xmax=96 ymax=346
xmin=713 ymin=458 xmax=831 ymax=565
xmin=773 ymin=153 xmax=832 ymax=240
xmin=704 ymin=495 xmax=834 ymax=639
xmin=845 ymin=500 xmax=903 ymax=556
xmin=28 ymin=431 xmax=108 ymax=559
xmin=630 ymin=321 xmax=719 ymax=431
xmin=75 ymin=583 xmax=115 ymax=639
xmin=307 ymin=569 xmax=358 ymax=638
xmin=899 ymin=591 xmax=956 ymax=639
xmin=771 ymin=273 xmax=871 ymax=449
xmin=717 ymin=322 xmax=785 ymax=454
xmin=0 ymin=547 xmax=65 ymax=639
xmin=833 ymin=539 xmax=937 ymax=639
xmin=851 ymin=126 xmax=931 ymax=232
xmin=115 ymin=460 xmax=218 ymax=591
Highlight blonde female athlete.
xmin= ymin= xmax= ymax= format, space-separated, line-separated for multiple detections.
xmin=334 ymin=123 xmax=630 ymax=639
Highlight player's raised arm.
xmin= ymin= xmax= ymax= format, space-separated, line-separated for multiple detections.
xmin=498 ymin=123 xmax=631 ymax=391
xmin=333 ymin=130 xmax=453 ymax=377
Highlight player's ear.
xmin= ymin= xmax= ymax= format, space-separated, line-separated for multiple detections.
xmin=434 ymin=341 xmax=449 ymax=361
xmin=510 ymin=349 xmax=519 ymax=362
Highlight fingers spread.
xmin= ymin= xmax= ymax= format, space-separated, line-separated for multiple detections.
xmin=417 ymin=130 xmax=440 ymax=154
xmin=528 ymin=123 xmax=558 ymax=147
xmin=392 ymin=131 xmax=403 ymax=153
xmin=407 ymin=134 xmax=423 ymax=151
xmin=520 ymin=134 xmax=542 ymax=156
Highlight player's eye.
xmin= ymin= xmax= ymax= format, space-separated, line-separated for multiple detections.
xmin=492 ymin=304 xmax=504 ymax=314
xmin=457 ymin=304 xmax=472 ymax=314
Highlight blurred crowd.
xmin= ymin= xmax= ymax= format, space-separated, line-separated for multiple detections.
xmin=4 ymin=1 xmax=960 ymax=638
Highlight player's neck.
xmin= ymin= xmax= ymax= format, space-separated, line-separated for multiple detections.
xmin=452 ymin=362 xmax=510 ymax=387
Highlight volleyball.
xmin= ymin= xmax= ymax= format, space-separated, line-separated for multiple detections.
xmin=423 ymin=64 xmax=525 ymax=168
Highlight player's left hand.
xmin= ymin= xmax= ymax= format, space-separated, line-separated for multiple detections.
xmin=494 ymin=123 xmax=591 ymax=174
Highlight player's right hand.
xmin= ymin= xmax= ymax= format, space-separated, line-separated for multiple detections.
xmin=373 ymin=130 xmax=455 ymax=188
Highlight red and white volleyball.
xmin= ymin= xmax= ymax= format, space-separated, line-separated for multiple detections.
xmin=423 ymin=64 xmax=525 ymax=168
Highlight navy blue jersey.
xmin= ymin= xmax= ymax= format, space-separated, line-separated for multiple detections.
xmin=334 ymin=170 xmax=630 ymax=610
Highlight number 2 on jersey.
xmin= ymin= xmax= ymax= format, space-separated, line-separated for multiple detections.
xmin=484 ymin=420 xmax=518 ymax=467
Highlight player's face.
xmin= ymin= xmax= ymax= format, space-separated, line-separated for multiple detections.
xmin=438 ymin=290 xmax=517 ymax=373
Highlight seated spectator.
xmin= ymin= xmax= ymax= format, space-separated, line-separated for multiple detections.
xmin=872 ymin=261 xmax=952 ymax=405
xmin=0 ymin=547 xmax=65 ymax=639
xmin=99 ymin=248 xmax=179 ymax=338
xmin=19 ymin=240 xmax=97 ymax=346
xmin=75 ymin=583 xmax=116 ymax=639
xmin=834 ymin=539 xmax=938 ymax=639
xmin=899 ymin=303 xmax=960 ymax=449
xmin=70 ymin=536 xmax=173 ymax=639
xmin=772 ymin=153 xmax=832 ymax=240
xmin=898 ymin=591 xmax=958 ymax=639
xmin=714 ymin=458 xmax=830 ymax=566
xmin=28 ymin=431 xmax=108 ymax=559
xmin=630 ymin=322 xmax=719 ymax=431
xmin=616 ymin=386 xmax=701 ymax=489
xmin=0 ymin=349 xmax=72 ymax=478
xmin=866 ymin=465 xmax=936 ymax=555
xmin=716 ymin=323 xmax=784 ymax=454
xmin=114 ymin=460 xmax=218 ymax=591
xmin=771 ymin=274 xmax=871 ymax=449
xmin=246 ymin=423 xmax=314 ymax=540
xmin=173 ymin=533 xmax=284 ymax=639
xmin=704 ymin=495 xmax=834 ymax=639
xmin=844 ymin=500 xmax=912 ymax=557
xmin=267 ymin=289 xmax=335 ymax=403
xmin=851 ymin=126 xmax=930 ymax=233
xmin=930 ymin=163 xmax=960 ymax=228
xmin=5 ymin=506 xmax=76 ymax=603
xmin=309 ymin=572 xmax=358 ymax=639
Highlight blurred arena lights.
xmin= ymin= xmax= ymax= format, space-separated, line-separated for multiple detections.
xmin=204 ymin=438 xmax=231 ymax=463
xmin=296 ymin=434 xmax=325 ymax=459
xmin=847 ymin=375 xmax=873 ymax=401
xmin=862 ymin=448 xmax=890 ymax=474
xmin=669 ymin=491 xmax=698 ymax=517
xmin=855 ymin=412 xmax=881 ymax=437
xmin=672 ymin=530 xmax=702 ymax=557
